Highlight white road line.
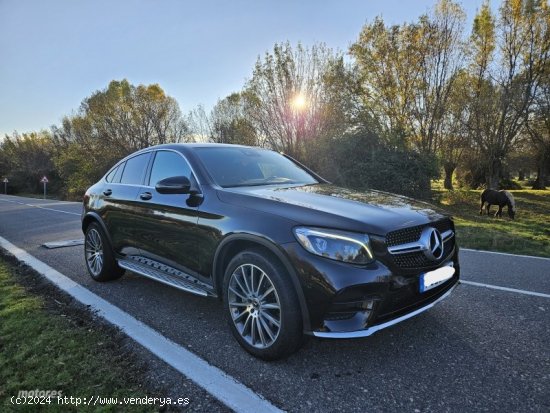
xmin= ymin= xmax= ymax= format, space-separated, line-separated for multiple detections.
xmin=0 ymin=198 xmax=80 ymax=216
xmin=0 ymin=236 xmax=284 ymax=413
xmin=0 ymin=198 xmax=25 ymax=205
xmin=461 ymin=280 xmax=550 ymax=298
xmin=31 ymin=205 xmax=81 ymax=216
xmin=27 ymin=202 xmax=79 ymax=207
xmin=0 ymin=195 xmax=79 ymax=205
xmin=461 ymin=248 xmax=550 ymax=262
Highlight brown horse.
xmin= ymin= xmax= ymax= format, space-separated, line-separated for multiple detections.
xmin=479 ymin=189 xmax=516 ymax=219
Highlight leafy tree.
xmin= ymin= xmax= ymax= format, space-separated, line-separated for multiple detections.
xmin=439 ymin=70 xmax=473 ymax=189
xmin=52 ymin=79 xmax=189 ymax=198
xmin=466 ymin=0 xmax=550 ymax=188
xmin=526 ymin=62 xmax=550 ymax=189
xmin=0 ymin=131 xmax=60 ymax=194
xmin=350 ymin=17 xmax=421 ymax=146
xmin=350 ymin=0 xmax=466 ymax=155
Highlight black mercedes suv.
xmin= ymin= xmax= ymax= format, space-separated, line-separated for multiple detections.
xmin=82 ymin=143 xmax=459 ymax=359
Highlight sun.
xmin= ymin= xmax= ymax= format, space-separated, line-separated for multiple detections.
xmin=290 ymin=93 xmax=307 ymax=110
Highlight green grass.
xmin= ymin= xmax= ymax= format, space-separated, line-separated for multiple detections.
xmin=432 ymin=183 xmax=550 ymax=258
xmin=0 ymin=258 xmax=157 ymax=412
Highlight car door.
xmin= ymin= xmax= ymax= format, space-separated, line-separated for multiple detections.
xmin=133 ymin=149 xmax=202 ymax=276
xmin=101 ymin=152 xmax=152 ymax=255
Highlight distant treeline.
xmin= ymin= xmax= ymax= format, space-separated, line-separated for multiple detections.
xmin=1 ymin=0 xmax=549 ymax=200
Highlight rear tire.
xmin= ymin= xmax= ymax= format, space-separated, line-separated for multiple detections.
xmin=84 ymin=222 xmax=124 ymax=282
xmin=223 ymin=248 xmax=303 ymax=360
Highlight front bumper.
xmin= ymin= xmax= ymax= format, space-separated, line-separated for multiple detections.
xmin=313 ymin=282 xmax=458 ymax=338
xmin=281 ymin=241 xmax=460 ymax=336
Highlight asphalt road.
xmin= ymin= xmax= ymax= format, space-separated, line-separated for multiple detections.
xmin=1 ymin=194 xmax=549 ymax=412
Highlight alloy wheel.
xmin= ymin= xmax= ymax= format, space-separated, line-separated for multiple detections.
xmin=228 ymin=264 xmax=282 ymax=349
xmin=85 ymin=228 xmax=104 ymax=277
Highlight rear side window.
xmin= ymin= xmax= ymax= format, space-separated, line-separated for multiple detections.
xmin=120 ymin=153 xmax=150 ymax=185
xmin=105 ymin=165 xmax=118 ymax=183
xmin=112 ymin=162 xmax=125 ymax=183
xmin=105 ymin=163 xmax=124 ymax=183
xmin=149 ymin=151 xmax=192 ymax=186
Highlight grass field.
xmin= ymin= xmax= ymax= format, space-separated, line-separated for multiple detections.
xmin=0 ymin=257 xmax=160 ymax=412
xmin=432 ymin=184 xmax=550 ymax=258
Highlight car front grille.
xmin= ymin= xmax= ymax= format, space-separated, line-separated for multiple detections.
xmin=385 ymin=219 xmax=455 ymax=269
xmin=386 ymin=220 xmax=452 ymax=246
xmin=391 ymin=240 xmax=455 ymax=268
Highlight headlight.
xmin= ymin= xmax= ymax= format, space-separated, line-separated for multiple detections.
xmin=293 ymin=227 xmax=374 ymax=265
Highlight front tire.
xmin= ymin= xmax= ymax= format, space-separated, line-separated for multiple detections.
xmin=84 ymin=222 xmax=124 ymax=282
xmin=223 ymin=249 xmax=303 ymax=360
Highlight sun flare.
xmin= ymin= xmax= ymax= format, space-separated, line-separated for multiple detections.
xmin=290 ymin=93 xmax=307 ymax=110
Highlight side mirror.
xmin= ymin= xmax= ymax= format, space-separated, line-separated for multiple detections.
xmin=155 ymin=176 xmax=191 ymax=194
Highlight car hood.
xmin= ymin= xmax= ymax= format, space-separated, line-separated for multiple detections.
xmin=217 ymin=183 xmax=448 ymax=236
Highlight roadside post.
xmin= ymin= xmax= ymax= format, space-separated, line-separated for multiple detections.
xmin=3 ymin=178 xmax=7 ymax=195
xmin=40 ymin=176 xmax=49 ymax=199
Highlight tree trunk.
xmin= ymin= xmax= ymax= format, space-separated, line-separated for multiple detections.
xmin=518 ymin=169 xmax=525 ymax=181
xmin=488 ymin=173 xmax=500 ymax=189
xmin=443 ymin=163 xmax=456 ymax=190
xmin=532 ymin=166 xmax=546 ymax=190
xmin=487 ymin=158 xmax=502 ymax=189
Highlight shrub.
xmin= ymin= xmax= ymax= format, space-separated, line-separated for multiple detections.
xmin=317 ymin=131 xmax=438 ymax=199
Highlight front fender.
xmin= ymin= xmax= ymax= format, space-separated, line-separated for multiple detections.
xmin=212 ymin=233 xmax=312 ymax=332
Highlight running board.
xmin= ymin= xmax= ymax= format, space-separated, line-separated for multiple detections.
xmin=117 ymin=256 xmax=214 ymax=297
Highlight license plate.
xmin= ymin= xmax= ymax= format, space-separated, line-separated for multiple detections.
xmin=419 ymin=264 xmax=455 ymax=293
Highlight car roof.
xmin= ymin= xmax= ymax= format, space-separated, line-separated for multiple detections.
xmin=117 ymin=142 xmax=276 ymax=167
xmin=139 ymin=142 xmax=263 ymax=152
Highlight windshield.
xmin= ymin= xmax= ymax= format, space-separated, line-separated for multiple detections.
xmin=193 ymin=147 xmax=319 ymax=188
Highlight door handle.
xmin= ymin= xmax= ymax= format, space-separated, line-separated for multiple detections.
xmin=140 ymin=192 xmax=152 ymax=201
xmin=103 ymin=189 xmax=112 ymax=196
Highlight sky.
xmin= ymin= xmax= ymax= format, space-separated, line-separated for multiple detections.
xmin=0 ymin=0 xmax=487 ymax=138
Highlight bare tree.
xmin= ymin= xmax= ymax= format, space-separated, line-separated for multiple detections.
xmin=243 ymin=42 xmax=343 ymax=159
xmin=415 ymin=0 xmax=467 ymax=154
xmin=186 ymin=104 xmax=212 ymax=142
